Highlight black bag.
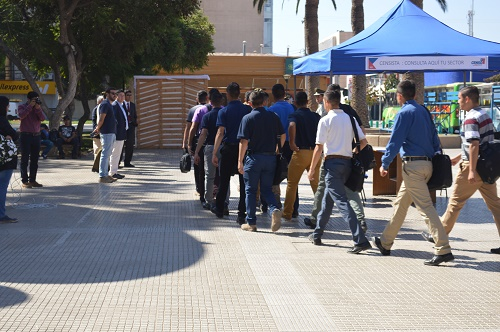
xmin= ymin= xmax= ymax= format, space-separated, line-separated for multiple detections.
xmin=180 ymin=149 xmax=191 ymax=173
xmin=273 ymin=136 xmax=288 ymax=185
xmin=345 ymin=157 xmax=365 ymax=192
xmin=427 ymin=153 xmax=453 ymax=190
xmin=347 ymin=115 xmax=375 ymax=171
xmin=477 ymin=139 xmax=500 ymax=184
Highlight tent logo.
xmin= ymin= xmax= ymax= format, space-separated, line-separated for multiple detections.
xmin=368 ymin=58 xmax=378 ymax=70
xmin=471 ymin=58 xmax=486 ymax=66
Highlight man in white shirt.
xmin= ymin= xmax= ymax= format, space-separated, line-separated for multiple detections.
xmin=314 ymin=88 xmax=326 ymax=117
xmin=307 ymin=87 xmax=371 ymax=254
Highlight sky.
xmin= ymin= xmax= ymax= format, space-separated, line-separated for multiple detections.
xmin=272 ymin=0 xmax=498 ymax=56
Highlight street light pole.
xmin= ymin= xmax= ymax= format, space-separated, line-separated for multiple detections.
xmin=283 ymin=74 xmax=291 ymax=92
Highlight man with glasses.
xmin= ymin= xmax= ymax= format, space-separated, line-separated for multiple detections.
xmin=92 ymin=88 xmax=117 ymax=183
xmin=121 ymin=90 xmax=138 ymax=167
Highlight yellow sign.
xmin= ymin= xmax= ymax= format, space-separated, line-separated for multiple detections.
xmin=0 ymin=80 xmax=57 ymax=95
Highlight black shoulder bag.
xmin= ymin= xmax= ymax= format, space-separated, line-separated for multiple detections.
xmin=344 ymin=116 xmax=365 ymax=192
xmin=273 ymin=136 xmax=288 ymax=185
xmin=425 ymin=109 xmax=453 ymax=190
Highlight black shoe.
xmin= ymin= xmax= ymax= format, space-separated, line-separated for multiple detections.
xmin=373 ymin=237 xmax=391 ymax=256
xmin=112 ymin=173 xmax=125 ymax=179
xmin=224 ymin=206 xmax=230 ymax=216
xmin=360 ymin=221 xmax=368 ymax=233
xmin=424 ymin=253 xmax=455 ymax=266
xmin=236 ymin=216 xmax=246 ymax=225
xmin=421 ymin=231 xmax=435 ymax=243
xmin=303 ymin=217 xmax=316 ymax=229
xmin=261 ymin=205 xmax=268 ymax=213
xmin=292 ymin=211 xmax=299 ymax=218
xmin=307 ymin=233 xmax=322 ymax=245
xmin=124 ymin=164 xmax=135 ymax=168
xmin=491 ymin=247 xmax=500 ymax=254
xmin=202 ymin=202 xmax=211 ymax=210
xmin=211 ymin=206 xmax=223 ymax=219
xmin=347 ymin=242 xmax=372 ymax=254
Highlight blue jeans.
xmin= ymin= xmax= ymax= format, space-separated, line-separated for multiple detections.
xmin=99 ymin=133 xmax=116 ymax=178
xmin=243 ymin=154 xmax=280 ymax=225
xmin=41 ymin=139 xmax=53 ymax=156
xmin=313 ymin=158 xmax=368 ymax=246
xmin=20 ymin=133 xmax=41 ymax=183
xmin=0 ymin=169 xmax=13 ymax=218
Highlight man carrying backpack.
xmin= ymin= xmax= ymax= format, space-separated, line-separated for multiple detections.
xmin=422 ymin=85 xmax=500 ymax=254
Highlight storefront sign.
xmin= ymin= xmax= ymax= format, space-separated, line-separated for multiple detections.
xmin=0 ymin=80 xmax=57 ymax=95
xmin=366 ymin=56 xmax=489 ymax=71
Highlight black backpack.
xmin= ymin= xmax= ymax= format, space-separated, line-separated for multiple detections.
xmin=477 ymin=139 xmax=500 ymax=184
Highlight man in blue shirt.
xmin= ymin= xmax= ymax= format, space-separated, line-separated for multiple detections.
xmin=211 ymin=82 xmax=251 ymax=222
xmin=374 ymin=80 xmax=454 ymax=266
xmin=237 ymin=89 xmax=285 ymax=232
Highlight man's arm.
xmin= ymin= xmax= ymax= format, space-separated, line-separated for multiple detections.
xmin=182 ymin=122 xmax=192 ymax=150
xmin=194 ymin=129 xmax=208 ymax=165
xmin=212 ymin=126 xmax=225 ymax=167
xmin=92 ymin=113 xmax=107 ymax=135
xmin=308 ymin=144 xmax=324 ymax=182
xmin=188 ymin=122 xmax=199 ymax=155
xmin=468 ymin=140 xmax=480 ymax=183
xmin=238 ymin=139 xmax=249 ymax=175
xmin=288 ymin=122 xmax=298 ymax=151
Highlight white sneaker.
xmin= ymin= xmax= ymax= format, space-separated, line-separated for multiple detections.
xmin=271 ymin=209 xmax=282 ymax=232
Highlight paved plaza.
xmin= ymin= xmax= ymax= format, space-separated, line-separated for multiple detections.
xmin=0 ymin=148 xmax=498 ymax=332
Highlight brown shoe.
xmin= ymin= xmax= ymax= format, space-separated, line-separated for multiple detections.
xmin=22 ymin=182 xmax=32 ymax=188
xmin=241 ymin=224 xmax=257 ymax=232
xmin=99 ymin=176 xmax=114 ymax=183
xmin=271 ymin=209 xmax=282 ymax=232
xmin=107 ymin=176 xmax=118 ymax=182
xmin=29 ymin=181 xmax=43 ymax=188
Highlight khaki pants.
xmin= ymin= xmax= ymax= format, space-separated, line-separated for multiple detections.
xmin=380 ymin=160 xmax=451 ymax=255
xmin=283 ymin=149 xmax=320 ymax=219
xmin=441 ymin=160 xmax=500 ymax=236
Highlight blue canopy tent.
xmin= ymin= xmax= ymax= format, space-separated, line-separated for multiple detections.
xmin=293 ymin=0 xmax=500 ymax=76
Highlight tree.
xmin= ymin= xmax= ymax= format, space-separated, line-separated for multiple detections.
xmin=253 ymin=0 xmax=336 ymax=110
xmin=0 ymin=0 xmax=214 ymax=130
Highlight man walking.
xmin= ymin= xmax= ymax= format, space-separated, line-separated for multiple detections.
xmin=237 ymin=89 xmax=285 ymax=232
xmin=92 ymin=88 xmax=117 ymax=183
xmin=18 ymin=91 xmax=45 ymax=188
xmin=282 ymin=92 xmax=321 ymax=221
xmin=307 ymin=87 xmax=371 ymax=254
xmin=421 ymin=85 xmax=500 ymax=254
xmin=122 ymin=90 xmax=138 ymax=167
xmin=374 ymin=80 xmax=454 ymax=266
xmin=212 ymin=82 xmax=251 ymax=223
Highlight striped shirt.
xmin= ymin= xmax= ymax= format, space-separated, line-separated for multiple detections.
xmin=461 ymin=107 xmax=494 ymax=161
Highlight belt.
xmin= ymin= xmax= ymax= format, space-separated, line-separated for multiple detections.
xmin=402 ymin=156 xmax=431 ymax=162
xmin=298 ymin=146 xmax=315 ymax=150
xmin=247 ymin=151 xmax=276 ymax=156
xmin=21 ymin=132 xmax=41 ymax=136
xmin=324 ymin=154 xmax=351 ymax=160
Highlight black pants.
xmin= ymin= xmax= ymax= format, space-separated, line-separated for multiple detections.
xmin=55 ymin=137 xmax=79 ymax=157
xmin=20 ymin=133 xmax=41 ymax=184
xmin=122 ymin=127 xmax=136 ymax=165
xmin=191 ymin=137 xmax=205 ymax=202
xmin=215 ymin=143 xmax=246 ymax=217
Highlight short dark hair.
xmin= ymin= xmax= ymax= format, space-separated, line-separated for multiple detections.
xmin=211 ymin=91 xmax=223 ymax=105
xmin=397 ymin=80 xmax=416 ymax=100
xmin=124 ymin=90 xmax=132 ymax=96
xmin=27 ymin=91 xmax=38 ymax=100
xmin=0 ymin=96 xmax=9 ymax=117
xmin=249 ymin=89 xmax=265 ymax=107
xmin=245 ymin=90 xmax=252 ymax=102
xmin=208 ymin=88 xmax=220 ymax=100
xmin=459 ymin=85 xmax=479 ymax=103
xmin=271 ymin=84 xmax=285 ymax=99
xmin=295 ymin=92 xmax=308 ymax=107
xmin=328 ymin=84 xmax=341 ymax=92
xmin=41 ymin=123 xmax=49 ymax=130
xmin=324 ymin=89 xmax=341 ymax=105
xmin=116 ymin=89 xmax=124 ymax=94
xmin=226 ymin=82 xmax=240 ymax=99
xmin=197 ymin=90 xmax=208 ymax=103
xmin=105 ymin=87 xmax=116 ymax=93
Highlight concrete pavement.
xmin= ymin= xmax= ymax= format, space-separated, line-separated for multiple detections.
xmin=0 ymin=149 xmax=498 ymax=331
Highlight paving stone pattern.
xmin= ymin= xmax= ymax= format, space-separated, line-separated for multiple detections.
xmin=0 ymin=149 xmax=498 ymax=331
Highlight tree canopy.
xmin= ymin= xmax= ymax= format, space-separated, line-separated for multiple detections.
xmin=0 ymin=0 xmax=214 ymax=128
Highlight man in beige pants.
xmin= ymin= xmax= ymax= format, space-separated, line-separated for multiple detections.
xmin=373 ymin=80 xmax=454 ymax=266
xmin=422 ymin=85 xmax=500 ymax=254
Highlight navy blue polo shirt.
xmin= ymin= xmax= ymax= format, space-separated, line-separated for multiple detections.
xmin=237 ymin=107 xmax=284 ymax=154
xmin=216 ymin=100 xmax=251 ymax=144
xmin=200 ymin=107 xmax=222 ymax=145
xmin=98 ymin=99 xmax=116 ymax=134
xmin=288 ymin=107 xmax=321 ymax=149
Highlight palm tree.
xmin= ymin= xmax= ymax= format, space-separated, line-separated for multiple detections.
xmin=253 ymin=0 xmax=336 ymax=109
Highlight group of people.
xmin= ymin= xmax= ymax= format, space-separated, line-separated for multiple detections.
xmin=91 ymin=88 xmax=138 ymax=183
xmin=183 ymin=80 xmax=500 ymax=266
